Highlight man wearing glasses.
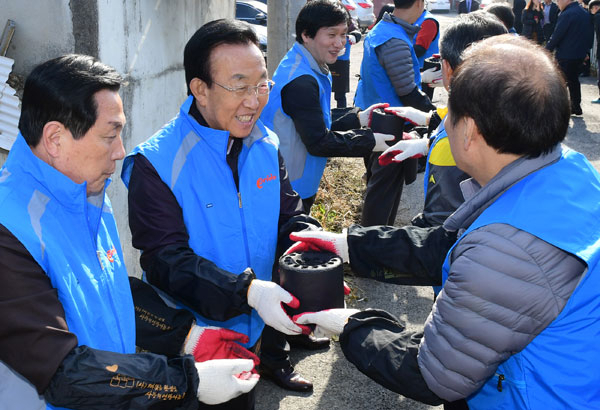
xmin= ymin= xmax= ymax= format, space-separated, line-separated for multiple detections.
xmin=122 ymin=19 xmax=318 ymax=409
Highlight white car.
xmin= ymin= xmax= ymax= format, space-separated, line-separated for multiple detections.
xmin=426 ymin=0 xmax=451 ymax=12
xmin=354 ymin=0 xmax=376 ymax=30
xmin=341 ymin=0 xmax=360 ymax=24
xmin=342 ymin=0 xmax=376 ymax=31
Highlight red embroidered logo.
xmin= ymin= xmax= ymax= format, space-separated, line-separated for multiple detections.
xmin=106 ymin=247 xmax=117 ymax=263
xmin=256 ymin=174 xmax=277 ymax=189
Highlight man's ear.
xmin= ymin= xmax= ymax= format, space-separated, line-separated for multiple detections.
xmin=189 ymin=78 xmax=208 ymax=107
xmin=441 ymin=59 xmax=453 ymax=91
xmin=300 ymin=30 xmax=310 ymax=44
xmin=463 ymin=117 xmax=481 ymax=150
xmin=40 ymin=121 xmax=66 ymax=158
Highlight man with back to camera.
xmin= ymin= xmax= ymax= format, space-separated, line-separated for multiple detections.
xmin=288 ymin=34 xmax=600 ymax=409
xmin=0 ymin=54 xmax=259 ymax=410
xmin=546 ymin=0 xmax=594 ymax=115
xmin=121 ymin=19 xmax=330 ymax=404
xmin=261 ymin=0 xmax=395 ymax=215
xmin=354 ymin=0 xmax=437 ymax=226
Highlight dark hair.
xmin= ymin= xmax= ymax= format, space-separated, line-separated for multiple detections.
xmin=296 ymin=0 xmax=349 ymax=44
xmin=448 ymin=35 xmax=570 ymax=157
xmin=394 ymin=0 xmax=420 ymax=9
xmin=589 ymin=0 xmax=600 ymax=9
xmin=18 ymin=54 xmax=122 ymax=147
xmin=486 ymin=3 xmax=515 ymax=30
xmin=184 ymin=19 xmax=259 ymax=94
xmin=440 ymin=11 xmax=507 ymax=69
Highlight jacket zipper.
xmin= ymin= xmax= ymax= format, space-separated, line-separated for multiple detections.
xmin=86 ymin=193 xmax=127 ymax=353
xmin=497 ymin=374 xmax=505 ymax=392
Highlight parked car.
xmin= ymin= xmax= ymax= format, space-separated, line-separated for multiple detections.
xmin=236 ymin=0 xmax=267 ymax=26
xmin=426 ymin=0 xmax=451 ymax=12
xmin=235 ymin=1 xmax=267 ymax=58
xmin=354 ymin=0 xmax=376 ymax=31
xmin=341 ymin=0 xmax=360 ymax=25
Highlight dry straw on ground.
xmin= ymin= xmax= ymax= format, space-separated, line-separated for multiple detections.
xmin=310 ymin=157 xmax=366 ymax=233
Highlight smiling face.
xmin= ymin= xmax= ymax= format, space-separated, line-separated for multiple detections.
xmin=193 ymin=42 xmax=268 ymax=139
xmin=301 ymin=22 xmax=348 ymax=66
xmin=54 ymin=89 xmax=126 ymax=195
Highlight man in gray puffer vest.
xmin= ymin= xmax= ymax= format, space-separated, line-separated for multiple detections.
xmin=289 ymin=35 xmax=600 ymax=409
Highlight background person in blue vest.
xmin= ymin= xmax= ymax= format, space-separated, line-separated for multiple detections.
xmin=288 ymin=35 xmax=600 ymax=409
xmin=354 ymin=0 xmax=436 ymax=226
xmin=379 ymin=12 xmax=507 ymax=229
xmin=0 ymin=55 xmax=260 ymax=409
xmin=261 ymin=0 xmax=394 ymax=214
xmin=121 ymin=19 xmax=327 ymax=404
xmin=545 ymin=0 xmax=594 ymax=115
xmin=328 ymin=6 xmax=362 ymax=108
xmin=413 ymin=9 xmax=441 ymax=101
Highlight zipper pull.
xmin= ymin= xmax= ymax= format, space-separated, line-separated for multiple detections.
xmin=238 ymin=192 xmax=242 ymax=208
xmin=497 ymin=374 xmax=505 ymax=392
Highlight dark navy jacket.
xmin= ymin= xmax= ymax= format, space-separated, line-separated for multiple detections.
xmin=546 ymin=2 xmax=593 ymax=59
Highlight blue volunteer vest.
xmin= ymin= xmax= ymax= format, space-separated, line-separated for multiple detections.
xmin=122 ymin=96 xmax=280 ymax=347
xmin=338 ymin=37 xmax=352 ymax=61
xmin=261 ymin=43 xmax=332 ymax=199
xmin=354 ymin=19 xmax=421 ymax=109
xmin=413 ymin=11 xmax=440 ymax=68
xmin=0 ymin=135 xmax=136 ymax=410
xmin=439 ymin=148 xmax=600 ymax=409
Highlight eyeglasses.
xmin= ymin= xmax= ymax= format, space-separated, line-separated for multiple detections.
xmin=213 ymin=79 xmax=275 ymax=97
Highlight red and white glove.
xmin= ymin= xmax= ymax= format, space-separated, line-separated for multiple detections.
xmin=195 ymin=359 xmax=259 ymax=405
xmin=378 ymin=133 xmax=429 ymax=166
xmin=372 ymin=132 xmax=395 ymax=152
xmin=286 ymin=230 xmax=349 ymax=263
xmin=183 ymin=325 xmax=260 ymax=371
xmin=358 ymin=102 xmax=390 ymax=127
xmin=383 ymin=106 xmax=431 ymax=126
xmin=420 ymin=67 xmax=444 ymax=88
xmin=247 ymin=279 xmax=303 ymax=335
xmin=348 ymin=33 xmax=357 ymax=45
xmin=293 ymin=309 xmax=361 ymax=338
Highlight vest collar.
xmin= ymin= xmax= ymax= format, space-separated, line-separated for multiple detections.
xmin=7 ymin=134 xmax=108 ymax=211
xmin=444 ymin=144 xmax=562 ymax=233
xmin=294 ymin=43 xmax=330 ymax=76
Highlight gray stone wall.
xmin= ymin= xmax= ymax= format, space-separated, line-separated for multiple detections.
xmin=0 ymin=0 xmax=234 ymax=276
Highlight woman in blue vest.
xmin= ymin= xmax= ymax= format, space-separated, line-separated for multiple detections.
xmin=261 ymin=0 xmax=393 ymax=213
xmin=289 ymin=36 xmax=600 ymax=409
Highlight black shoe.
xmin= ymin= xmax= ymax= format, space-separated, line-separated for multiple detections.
xmin=571 ymin=106 xmax=583 ymax=116
xmin=287 ymin=334 xmax=331 ymax=351
xmin=260 ymin=364 xmax=313 ymax=392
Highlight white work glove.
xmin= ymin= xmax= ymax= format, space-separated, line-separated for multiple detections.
xmin=247 ymin=279 xmax=303 ymax=335
xmin=383 ymin=106 xmax=431 ymax=126
xmin=372 ymin=132 xmax=395 ymax=152
xmin=195 ymin=359 xmax=259 ymax=405
xmin=358 ymin=102 xmax=389 ymax=127
xmin=286 ymin=230 xmax=350 ymax=263
xmin=420 ymin=67 xmax=444 ymax=87
xmin=348 ymin=33 xmax=357 ymax=45
xmin=378 ymin=134 xmax=429 ymax=165
xmin=293 ymin=309 xmax=361 ymax=338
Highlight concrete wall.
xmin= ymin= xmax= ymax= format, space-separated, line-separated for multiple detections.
xmin=0 ymin=0 xmax=234 ymax=276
